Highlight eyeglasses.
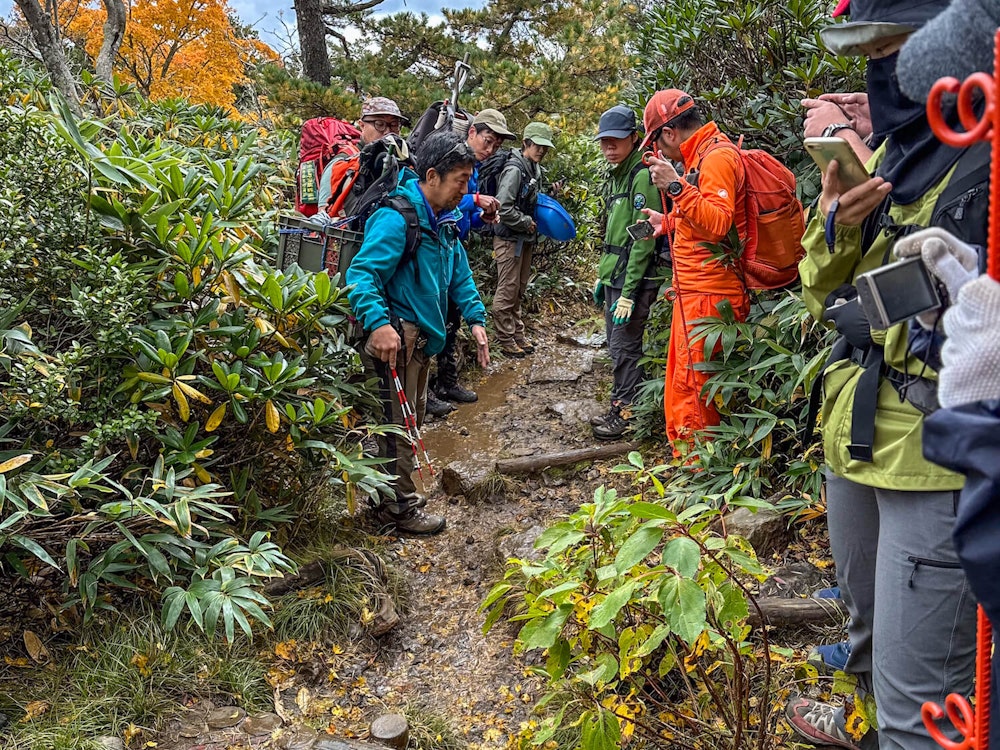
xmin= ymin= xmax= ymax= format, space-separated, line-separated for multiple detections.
xmin=650 ymin=127 xmax=665 ymax=143
xmin=478 ymin=130 xmax=502 ymax=152
xmin=362 ymin=118 xmax=402 ymax=134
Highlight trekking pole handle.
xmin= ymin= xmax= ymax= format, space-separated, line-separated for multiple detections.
xmin=926 ymin=28 xmax=1000 ymax=282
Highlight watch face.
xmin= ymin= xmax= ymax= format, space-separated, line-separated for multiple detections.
xmin=668 ymin=181 xmax=683 ymax=196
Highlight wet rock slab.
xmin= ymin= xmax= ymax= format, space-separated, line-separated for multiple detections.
xmin=547 ymin=398 xmax=604 ymax=426
xmin=498 ymin=524 xmax=546 ymax=562
xmin=557 ymin=331 xmax=607 ymax=348
xmin=527 ymin=349 xmax=595 ymax=385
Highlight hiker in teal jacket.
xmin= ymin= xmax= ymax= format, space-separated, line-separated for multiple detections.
xmin=347 ymin=131 xmax=490 ymax=536
xmin=591 ymin=105 xmax=664 ymax=440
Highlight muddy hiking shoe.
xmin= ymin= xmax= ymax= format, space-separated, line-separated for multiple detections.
xmin=515 ymin=338 xmax=535 ymax=354
xmin=593 ymin=404 xmax=632 ymax=440
xmin=499 ymin=343 xmax=528 ymax=358
xmin=785 ymin=695 xmax=864 ymax=750
xmin=590 ymin=404 xmax=619 ymax=427
xmin=425 ymin=391 xmax=456 ymax=417
xmin=438 ymin=383 xmax=478 ymax=403
xmin=376 ymin=507 xmax=446 ymax=536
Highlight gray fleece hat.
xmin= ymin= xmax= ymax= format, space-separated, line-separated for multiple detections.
xmin=896 ymin=0 xmax=1000 ymax=102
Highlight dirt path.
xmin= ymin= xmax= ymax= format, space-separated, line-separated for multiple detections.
xmin=356 ymin=328 xmax=614 ymax=747
xmin=358 ymin=325 xmax=615 ymax=738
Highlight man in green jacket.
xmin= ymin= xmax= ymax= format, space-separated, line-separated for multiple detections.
xmin=785 ymin=1 xmax=981 ymax=748
xmin=591 ymin=105 xmax=664 ymax=439
xmin=492 ymin=122 xmax=554 ymax=357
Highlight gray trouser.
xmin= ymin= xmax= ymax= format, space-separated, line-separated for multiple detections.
xmin=603 ymin=285 xmax=657 ymax=406
xmin=826 ymin=472 xmax=976 ymax=750
xmin=363 ymin=322 xmax=430 ymax=515
xmin=492 ymin=237 xmax=534 ymax=347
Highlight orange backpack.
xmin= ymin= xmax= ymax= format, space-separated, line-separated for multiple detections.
xmin=324 ymin=153 xmax=363 ymax=218
xmin=703 ymin=137 xmax=806 ymax=290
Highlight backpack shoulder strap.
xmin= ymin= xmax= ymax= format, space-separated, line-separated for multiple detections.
xmin=385 ymin=195 xmax=424 ymax=286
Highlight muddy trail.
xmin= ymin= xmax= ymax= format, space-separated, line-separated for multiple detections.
xmin=155 ymin=320 xmax=637 ymax=750
xmin=150 ymin=317 xmax=839 ymax=750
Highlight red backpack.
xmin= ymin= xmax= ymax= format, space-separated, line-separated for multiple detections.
xmin=295 ymin=117 xmax=361 ymax=216
xmin=703 ymin=137 xmax=806 ymax=290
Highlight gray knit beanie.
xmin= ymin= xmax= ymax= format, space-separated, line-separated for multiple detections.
xmin=897 ymin=0 xmax=1000 ymax=102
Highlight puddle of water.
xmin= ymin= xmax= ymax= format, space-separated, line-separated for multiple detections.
xmin=412 ymin=360 xmax=527 ymax=489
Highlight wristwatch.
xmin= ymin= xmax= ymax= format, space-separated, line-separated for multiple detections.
xmin=822 ymin=122 xmax=854 ymax=138
xmin=667 ymin=180 xmax=684 ymax=197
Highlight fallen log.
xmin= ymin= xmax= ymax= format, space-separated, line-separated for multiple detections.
xmin=747 ymin=596 xmax=848 ymax=627
xmin=496 ymin=441 xmax=639 ymax=475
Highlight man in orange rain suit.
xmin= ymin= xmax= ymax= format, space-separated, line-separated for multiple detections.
xmin=641 ymin=89 xmax=750 ymax=452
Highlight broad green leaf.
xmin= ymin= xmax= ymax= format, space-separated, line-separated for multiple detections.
xmin=519 ymin=603 xmax=572 ymax=650
xmin=589 ymin=581 xmax=638 ymax=629
xmin=662 ymin=537 xmax=701 ymax=578
xmin=615 ymin=524 xmax=662 ymax=573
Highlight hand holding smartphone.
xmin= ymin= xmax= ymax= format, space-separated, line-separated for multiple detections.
xmin=804 ymin=137 xmax=871 ymax=190
xmin=626 ymin=221 xmax=655 ymax=241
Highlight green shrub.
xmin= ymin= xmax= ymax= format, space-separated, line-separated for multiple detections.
xmin=0 ymin=53 xmax=391 ymax=640
xmin=484 ymin=457 xmax=785 ymax=750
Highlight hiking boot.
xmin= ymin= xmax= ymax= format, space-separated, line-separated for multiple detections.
xmin=500 ymin=344 xmax=527 ymax=358
xmin=438 ymin=383 xmax=478 ymax=403
xmin=593 ymin=408 xmax=631 ymax=440
xmin=425 ymin=391 xmax=456 ymax=417
xmin=376 ymin=507 xmax=447 ymax=536
xmin=589 ymin=404 xmax=619 ymax=427
xmin=785 ymin=695 xmax=861 ymax=750
xmin=515 ymin=339 xmax=535 ymax=354
xmin=807 ymin=639 xmax=852 ymax=675
xmin=812 ymin=586 xmax=842 ymax=600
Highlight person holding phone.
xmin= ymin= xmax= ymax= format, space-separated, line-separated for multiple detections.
xmin=640 ymin=89 xmax=752 ymax=454
xmin=590 ymin=105 xmax=664 ymax=440
xmin=787 ymin=1 xmax=988 ymax=748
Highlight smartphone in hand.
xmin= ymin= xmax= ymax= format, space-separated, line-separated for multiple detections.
xmin=804 ymin=137 xmax=870 ymax=190
xmin=626 ymin=221 xmax=655 ymax=241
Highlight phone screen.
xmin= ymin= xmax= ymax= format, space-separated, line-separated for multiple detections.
xmin=626 ymin=221 xmax=654 ymax=241
xmin=804 ymin=137 xmax=870 ymax=190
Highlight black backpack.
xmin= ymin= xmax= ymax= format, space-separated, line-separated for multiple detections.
xmin=407 ymin=101 xmax=475 ymax=155
xmin=477 ymin=148 xmax=516 ymax=198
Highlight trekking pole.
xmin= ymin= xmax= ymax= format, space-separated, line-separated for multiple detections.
xmin=920 ymin=28 xmax=1000 ymax=750
xmin=389 ymin=367 xmax=436 ymax=478
xmin=388 ymin=367 xmax=425 ymax=480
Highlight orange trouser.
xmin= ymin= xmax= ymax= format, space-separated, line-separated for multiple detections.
xmin=664 ymin=291 xmax=749 ymax=449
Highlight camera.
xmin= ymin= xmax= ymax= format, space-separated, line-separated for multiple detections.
xmin=855 ymin=257 xmax=942 ymax=330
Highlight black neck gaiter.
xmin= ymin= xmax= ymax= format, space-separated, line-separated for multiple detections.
xmin=869 ymin=51 xmax=966 ymax=205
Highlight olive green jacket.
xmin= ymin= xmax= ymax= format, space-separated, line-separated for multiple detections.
xmin=596 ymin=148 xmax=663 ymax=297
xmin=799 ymin=144 xmax=962 ymax=491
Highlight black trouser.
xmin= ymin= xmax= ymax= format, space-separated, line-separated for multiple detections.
xmin=434 ymin=300 xmax=462 ymax=391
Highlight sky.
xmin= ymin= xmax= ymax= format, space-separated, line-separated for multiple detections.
xmin=0 ymin=0 xmax=479 ymax=51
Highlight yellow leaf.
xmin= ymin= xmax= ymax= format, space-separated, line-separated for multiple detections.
xmin=0 ymin=454 xmax=33 ymax=474
xmin=176 ymin=380 xmax=212 ymax=405
xmin=295 ymin=686 xmax=312 ymax=715
xmin=124 ymin=723 xmax=142 ymax=744
xmin=172 ymin=383 xmax=190 ymax=422
xmin=23 ymin=631 xmax=49 ymax=663
xmin=762 ymin=432 xmax=773 ymax=460
xmin=265 ymin=400 xmax=280 ymax=433
xmin=21 ymin=700 xmax=49 ymax=721
xmin=192 ymin=463 xmax=211 ymax=484
xmin=205 ymin=403 xmax=227 ymax=431
xmin=274 ymin=640 xmax=297 ymax=661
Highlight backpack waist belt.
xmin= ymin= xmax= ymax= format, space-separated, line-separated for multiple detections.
xmin=805 ymin=337 xmax=939 ymax=463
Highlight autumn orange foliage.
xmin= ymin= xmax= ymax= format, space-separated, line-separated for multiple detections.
xmin=59 ymin=0 xmax=277 ymax=110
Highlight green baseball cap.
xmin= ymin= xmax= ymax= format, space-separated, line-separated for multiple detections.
xmin=523 ymin=122 xmax=555 ymax=148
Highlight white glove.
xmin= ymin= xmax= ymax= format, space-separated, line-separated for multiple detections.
xmin=611 ymin=296 xmax=634 ymax=325
xmin=939 ymin=275 xmax=1000 ymax=407
xmin=894 ymin=228 xmax=980 ymax=328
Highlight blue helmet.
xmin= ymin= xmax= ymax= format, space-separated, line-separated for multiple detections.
xmin=534 ymin=194 xmax=576 ymax=241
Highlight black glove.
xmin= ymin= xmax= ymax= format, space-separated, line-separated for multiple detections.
xmin=824 ymin=285 xmax=873 ymax=350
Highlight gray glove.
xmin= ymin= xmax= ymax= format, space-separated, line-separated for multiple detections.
xmin=939 ymin=275 xmax=1000 ymax=408
xmin=894 ymin=227 xmax=980 ymax=329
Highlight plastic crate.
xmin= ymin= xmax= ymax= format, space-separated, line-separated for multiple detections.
xmin=276 ymin=215 xmax=363 ymax=278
